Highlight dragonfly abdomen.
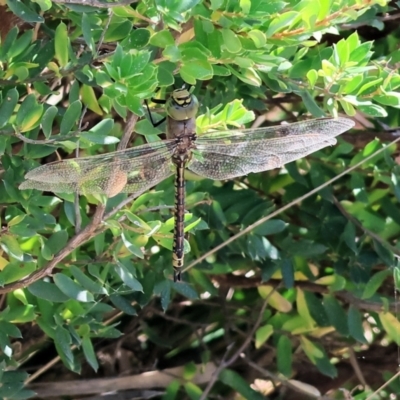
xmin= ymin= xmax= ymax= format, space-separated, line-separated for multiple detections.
xmin=172 ymin=159 xmax=186 ymax=282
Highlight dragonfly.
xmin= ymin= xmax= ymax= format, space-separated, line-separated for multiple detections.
xmin=20 ymin=88 xmax=355 ymax=281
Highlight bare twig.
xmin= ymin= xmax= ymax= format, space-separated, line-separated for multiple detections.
xmin=118 ymin=112 xmax=139 ymax=150
xmin=348 ymin=348 xmax=368 ymax=387
xmin=95 ymin=9 xmax=113 ymax=56
xmin=365 ymin=370 xmax=400 ymax=400
xmin=51 ymin=0 xmax=138 ymax=8
xmin=27 ymin=363 xmax=217 ymax=397
xmin=199 ymin=289 xmax=275 ymax=399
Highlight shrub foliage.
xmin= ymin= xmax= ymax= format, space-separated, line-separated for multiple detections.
xmin=0 ymin=0 xmax=399 ymax=398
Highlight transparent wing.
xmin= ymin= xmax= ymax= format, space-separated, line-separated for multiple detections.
xmin=189 ymin=117 xmax=354 ymax=180
xmin=19 ymin=140 xmax=177 ymax=197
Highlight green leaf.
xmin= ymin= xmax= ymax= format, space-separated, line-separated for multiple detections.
xmin=180 ymin=59 xmax=213 ymax=83
xmin=41 ymin=106 xmax=58 ymax=138
xmin=53 ymin=273 xmax=95 ymax=302
xmin=247 ymin=29 xmax=266 ymax=48
xmin=172 ymin=281 xmax=199 ymax=299
xmin=221 ymin=29 xmax=242 ymax=53
xmin=170 ymin=0 xmax=200 ymax=13
xmin=183 ymin=382 xmax=202 ymax=399
xmin=357 ymin=104 xmax=387 ymax=117
xmin=82 ymin=336 xmax=99 ymax=372
xmin=6 ymin=0 xmax=44 ymax=22
xmin=348 ymin=305 xmax=367 ymax=344
xmin=154 ymin=280 xmax=171 ymax=311
xmin=8 ymin=30 xmax=33 ymax=59
xmin=252 ymin=219 xmax=286 ymax=236
xmin=362 ymin=269 xmax=392 ymax=299
xmin=104 ymin=21 xmax=132 ymax=42
xmin=379 ymin=312 xmax=400 ymax=346
xmin=0 ymin=235 xmax=23 ymax=261
xmin=60 ymin=100 xmax=82 ymax=135
xmin=28 ymin=280 xmax=69 ymax=302
xmin=81 ymin=84 xmax=103 ymax=115
xmin=297 ymin=90 xmax=325 ymax=118
xmin=125 ymin=28 xmax=150 ymax=49
xmin=323 ymin=294 xmax=348 ymax=336
xmin=15 ymin=93 xmax=44 ymax=132
xmin=113 ymin=262 xmax=143 ymax=292
xmin=55 ymin=22 xmax=69 ymax=67
xmin=342 ymin=221 xmax=357 ymax=253
xmin=267 ymin=11 xmax=300 ymax=36
xmin=280 ymin=258 xmax=294 ymax=288
xmin=277 ymin=335 xmax=292 ymax=377
xmin=296 ymin=288 xmax=315 ymax=330
xmin=55 ymin=325 xmax=74 ymax=368
xmin=255 ymin=324 xmax=273 ymax=348
xmin=373 ymin=92 xmax=400 ymax=109
xmin=150 ymin=30 xmax=175 ymax=48
xmin=0 ymin=88 xmax=18 ymax=129
xmin=0 ymin=370 xmax=30 ymax=398
xmin=373 ymin=239 xmax=394 ymax=267
xmin=80 ymin=132 xmax=119 ymax=145
xmin=0 ymin=321 xmax=21 ymax=338
xmin=219 ymin=369 xmax=265 ymax=400
xmin=70 ymin=266 xmax=108 ymax=295
xmin=110 ymin=294 xmax=137 ymax=315
xmin=42 ymin=231 xmax=69 ymax=260
xmin=121 ymin=232 xmax=144 ymax=258
xmin=306 ymin=69 xmax=318 ymax=88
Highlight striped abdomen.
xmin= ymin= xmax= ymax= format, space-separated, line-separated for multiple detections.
xmin=172 ymin=160 xmax=186 ymax=281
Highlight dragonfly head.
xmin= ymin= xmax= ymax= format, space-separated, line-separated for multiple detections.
xmin=166 ymin=88 xmax=199 ymax=121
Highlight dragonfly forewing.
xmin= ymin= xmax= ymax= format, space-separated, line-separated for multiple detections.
xmin=189 ymin=117 xmax=354 ymax=180
xmin=19 ymin=141 xmax=177 ymax=197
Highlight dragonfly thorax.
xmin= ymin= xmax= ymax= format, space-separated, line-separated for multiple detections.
xmin=166 ymin=88 xmax=199 ymax=121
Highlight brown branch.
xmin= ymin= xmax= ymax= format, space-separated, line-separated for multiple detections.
xmin=213 ymin=275 xmax=400 ymax=313
xmin=0 ymin=205 xmax=106 ymax=294
xmin=27 ymin=363 xmax=217 ymax=397
xmin=50 ymin=0 xmax=138 ymax=8
xmin=273 ymin=1 xmax=376 ymax=39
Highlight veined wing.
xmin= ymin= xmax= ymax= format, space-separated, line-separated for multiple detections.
xmin=189 ymin=117 xmax=354 ymax=180
xmin=19 ymin=140 xmax=177 ymax=197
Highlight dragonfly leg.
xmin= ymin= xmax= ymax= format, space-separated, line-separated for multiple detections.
xmin=144 ymin=98 xmax=167 ymax=127
xmin=173 ymin=268 xmax=181 ymax=282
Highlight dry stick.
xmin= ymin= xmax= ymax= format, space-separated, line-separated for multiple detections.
xmin=365 ymin=370 xmax=400 ymax=400
xmin=50 ymin=0 xmax=138 ymax=7
xmin=182 ymin=135 xmax=400 ymax=275
xmin=199 ymin=287 xmax=276 ymax=400
xmin=348 ymin=347 xmax=368 ymax=388
xmin=95 ymin=9 xmax=113 ymax=56
xmin=119 ymin=113 xmax=139 ymax=151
